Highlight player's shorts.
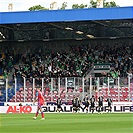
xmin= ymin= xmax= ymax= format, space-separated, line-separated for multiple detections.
xmin=73 ymin=104 xmax=76 ymax=108
xmin=91 ymin=103 xmax=95 ymax=108
xmin=73 ymin=104 xmax=77 ymax=110
xmin=76 ymin=105 xmax=80 ymax=109
xmin=84 ymin=103 xmax=89 ymax=108
xmin=38 ymin=103 xmax=44 ymax=108
xmin=98 ymin=102 xmax=103 ymax=107
xmin=108 ymin=103 xmax=111 ymax=107
xmin=57 ymin=105 xmax=61 ymax=108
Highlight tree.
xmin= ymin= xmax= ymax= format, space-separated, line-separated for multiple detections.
xmin=60 ymin=2 xmax=67 ymax=10
xmin=104 ymin=0 xmax=118 ymax=7
xmin=28 ymin=5 xmax=49 ymax=11
xmin=89 ymin=0 xmax=97 ymax=8
xmin=72 ymin=4 xmax=88 ymax=9
xmin=89 ymin=0 xmax=118 ymax=8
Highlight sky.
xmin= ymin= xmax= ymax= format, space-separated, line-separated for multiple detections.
xmin=0 ymin=0 xmax=133 ymax=12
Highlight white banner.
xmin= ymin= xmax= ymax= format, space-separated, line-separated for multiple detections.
xmin=4 ymin=102 xmax=133 ymax=106
xmin=0 ymin=106 xmax=36 ymax=113
xmin=0 ymin=102 xmax=133 ymax=113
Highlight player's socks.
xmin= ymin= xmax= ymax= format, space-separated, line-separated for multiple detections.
xmin=108 ymin=108 xmax=110 ymax=113
xmin=92 ymin=109 xmax=94 ymax=114
xmin=101 ymin=107 xmax=103 ymax=112
xmin=98 ymin=107 xmax=100 ymax=113
xmin=92 ymin=110 xmax=94 ymax=115
xmin=41 ymin=112 xmax=44 ymax=118
xmin=35 ymin=111 xmax=39 ymax=117
xmin=86 ymin=109 xmax=88 ymax=113
xmin=58 ymin=110 xmax=60 ymax=114
xmin=100 ymin=108 xmax=102 ymax=114
xmin=77 ymin=109 xmax=80 ymax=113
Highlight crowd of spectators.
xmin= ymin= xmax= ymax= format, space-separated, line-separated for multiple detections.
xmin=0 ymin=42 xmax=133 ymax=85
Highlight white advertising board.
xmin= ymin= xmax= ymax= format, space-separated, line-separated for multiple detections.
xmin=0 ymin=102 xmax=133 ymax=113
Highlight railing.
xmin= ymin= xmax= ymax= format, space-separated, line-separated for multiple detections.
xmin=0 ymin=76 xmax=132 ymax=103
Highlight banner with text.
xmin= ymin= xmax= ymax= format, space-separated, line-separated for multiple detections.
xmin=0 ymin=102 xmax=133 ymax=113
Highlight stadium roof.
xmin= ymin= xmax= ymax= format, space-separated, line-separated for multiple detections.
xmin=0 ymin=7 xmax=133 ymax=41
xmin=0 ymin=6 xmax=133 ymax=24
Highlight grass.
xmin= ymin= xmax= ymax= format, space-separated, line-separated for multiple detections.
xmin=0 ymin=113 xmax=133 ymax=133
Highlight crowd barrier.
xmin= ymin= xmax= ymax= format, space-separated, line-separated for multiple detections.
xmin=1 ymin=77 xmax=133 ymax=103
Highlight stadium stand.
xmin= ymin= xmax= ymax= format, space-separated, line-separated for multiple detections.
xmin=0 ymin=7 xmax=133 ymax=103
xmin=0 ymin=41 xmax=132 ymax=103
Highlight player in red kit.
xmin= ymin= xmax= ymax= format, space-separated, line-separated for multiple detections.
xmin=33 ymin=88 xmax=45 ymax=120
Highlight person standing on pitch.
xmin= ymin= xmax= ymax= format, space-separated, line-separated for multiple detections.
xmin=72 ymin=95 xmax=77 ymax=113
xmin=56 ymin=97 xmax=63 ymax=113
xmin=83 ymin=94 xmax=90 ymax=114
xmin=106 ymin=95 xmax=112 ymax=113
xmin=76 ymin=96 xmax=81 ymax=113
xmin=90 ymin=95 xmax=95 ymax=114
xmin=33 ymin=88 xmax=45 ymax=120
xmin=98 ymin=95 xmax=104 ymax=114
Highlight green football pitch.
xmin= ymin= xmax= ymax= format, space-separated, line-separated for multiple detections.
xmin=0 ymin=113 xmax=133 ymax=133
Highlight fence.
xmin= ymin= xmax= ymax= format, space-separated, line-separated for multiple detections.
xmin=0 ymin=76 xmax=133 ymax=103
